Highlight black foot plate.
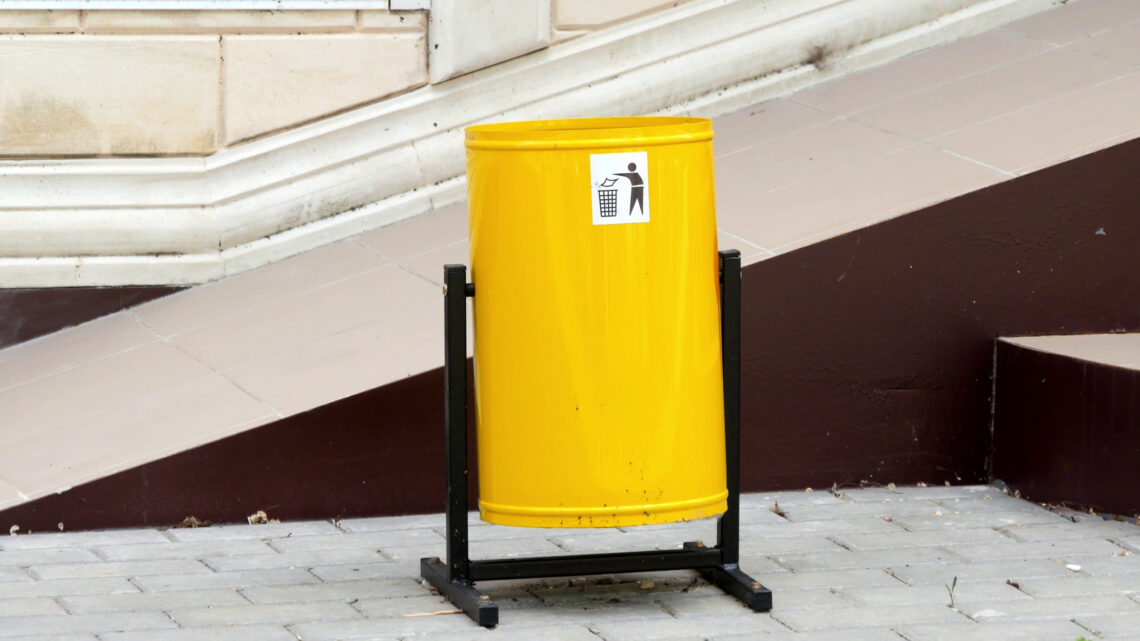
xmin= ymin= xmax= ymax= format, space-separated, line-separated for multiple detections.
xmin=420 ymin=557 xmax=498 ymax=627
xmin=699 ymin=563 xmax=773 ymax=611
xmin=684 ymin=542 xmax=772 ymax=611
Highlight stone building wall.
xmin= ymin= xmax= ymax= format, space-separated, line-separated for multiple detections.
xmin=0 ymin=1 xmax=689 ymax=157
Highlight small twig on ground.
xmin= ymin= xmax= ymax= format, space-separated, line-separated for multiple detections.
xmin=404 ymin=609 xmax=463 ymax=618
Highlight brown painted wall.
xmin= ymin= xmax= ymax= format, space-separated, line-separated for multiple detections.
xmin=993 ymin=342 xmax=1140 ymax=516
xmin=739 ymin=136 xmax=1140 ymax=492
xmin=1 ymin=366 xmax=469 ymax=532
xmin=0 ymin=287 xmax=180 ymax=349
xmin=2 ymin=136 xmax=1139 ymax=531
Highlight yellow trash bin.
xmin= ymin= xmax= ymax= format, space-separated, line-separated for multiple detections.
xmin=466 ymin=117 xmax=726 ymax=528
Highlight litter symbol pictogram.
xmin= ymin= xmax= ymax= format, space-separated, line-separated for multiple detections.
xmin=590 ymin=151 xmax=649 ymax=226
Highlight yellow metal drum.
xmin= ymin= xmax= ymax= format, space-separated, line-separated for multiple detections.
xmin=466 ymin=117 xmax=726 ymax=528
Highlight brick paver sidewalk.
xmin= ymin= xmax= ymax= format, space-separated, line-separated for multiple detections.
xmin=0 ymin=485 xmax=1137 ymax=640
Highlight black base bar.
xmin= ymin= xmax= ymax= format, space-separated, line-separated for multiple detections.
xmin=471 ymin=546 xmax=723 ymax=581
xmin=420 ymin=251 xmax=772 ymax=627
xmin=421 ymin=556 xmax=498 ymax=627
xmin=684 ymin=542 xmax=774 ymax=611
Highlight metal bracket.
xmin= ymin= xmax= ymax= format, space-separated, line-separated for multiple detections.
xmin=420 ymin=250 xmax=771 ymax=627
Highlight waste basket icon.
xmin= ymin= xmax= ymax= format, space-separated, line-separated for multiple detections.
xmin=596 ymin=181 xmax=619 ymax=217
xmin=465 ymin=117 xmax=725 ymax=528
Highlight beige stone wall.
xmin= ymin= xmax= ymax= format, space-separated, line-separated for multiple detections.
xmin=0 ymin=2 xmax=691 ymax=158
xmin=554 ymin=0 xmax=690 ymax=29
xmin=0 ymin=9 xmax=427 ymax=156
xmin=551 ymin=0 xmax=693 ymax=42
xmin=0 ymin=0 xmax=1064 ymax=288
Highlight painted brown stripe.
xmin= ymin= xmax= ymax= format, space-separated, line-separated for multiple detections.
xmin=0 ymin=287 xmax=181 ymax=349
xmin=993 ymin=341 xmax=1140 ymax=516
xmin=738 ymin=136 xmax=1140 ymax=494
xmin=0 ymin=365 xmax=474 ymax=533
xmin=2 ymin=136 xmax=1138 ymax=531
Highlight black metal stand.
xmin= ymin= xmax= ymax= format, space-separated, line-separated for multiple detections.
xmin=420 ymin=250 xmax=772 ymax=627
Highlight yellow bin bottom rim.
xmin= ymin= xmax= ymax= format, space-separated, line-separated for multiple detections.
xmin=479 ymin=490 xmax=729 ymax=528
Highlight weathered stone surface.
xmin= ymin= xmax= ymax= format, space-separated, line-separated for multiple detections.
xmin=896 ymin=619 xmax=1094 ymax=641
xmin=772 ymin=604 xmax=965 ymax=632
xmin=0 ymin=36 xmax=218 ymax=156
xmin=168 ymin=601 xmax=363 ymax=627
xmin=359 ymin=10 xmax=427 ymax=31
xmin=0 ymin=486 xmax=1135 ymax=639
xmin=554 ymin=0 xmax=683 ymax=29
xmin=222 ymin=34 xmax=426 ymax=144
xmin=83 ymin=10 xmax=356 ymax=32
xmin=102 ymin=627 xmax=297 ymax=641
xmin=0 ymin=10 xmax=80 ymax=32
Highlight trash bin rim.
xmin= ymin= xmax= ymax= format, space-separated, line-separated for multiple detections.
xmin=466 ymin=116 xmax=712 ymax=151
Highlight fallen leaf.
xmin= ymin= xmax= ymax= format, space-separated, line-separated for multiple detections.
xmin=176 ymin=515 xmax=211 ymax=529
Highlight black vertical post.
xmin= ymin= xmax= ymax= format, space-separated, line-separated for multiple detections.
xmin=717 ymin=250 xmax=742 ymax=565
xmin=443 ymin=264 xmax=470 ymax=583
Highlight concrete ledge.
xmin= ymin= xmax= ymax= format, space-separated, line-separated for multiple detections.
xmin=994 ymin=335 xmax=1140 ymax=516
xmin=0 ymin=0 xmax=1064 ymax=287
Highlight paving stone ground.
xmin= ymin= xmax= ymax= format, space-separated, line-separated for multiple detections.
xmin=0 ymin=485 xmax=1137 ymax=640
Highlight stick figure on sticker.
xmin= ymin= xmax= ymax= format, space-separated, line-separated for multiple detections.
xmin=613 ymin=163 xmax=645 ymax=216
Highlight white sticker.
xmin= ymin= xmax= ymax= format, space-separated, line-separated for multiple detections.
xmin=590 ymin=151 xmax=649 ymax=225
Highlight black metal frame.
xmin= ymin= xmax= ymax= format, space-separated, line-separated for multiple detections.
xmin=420 ymin=250 xmax=772 ymax=627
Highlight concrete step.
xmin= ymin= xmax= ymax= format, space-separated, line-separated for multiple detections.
xmin=994 ymin=334 xmax=1140 ymax=516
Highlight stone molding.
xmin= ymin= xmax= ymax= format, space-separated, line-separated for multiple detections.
xmin=0 ymin=0 xmax=1063 ymax=287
